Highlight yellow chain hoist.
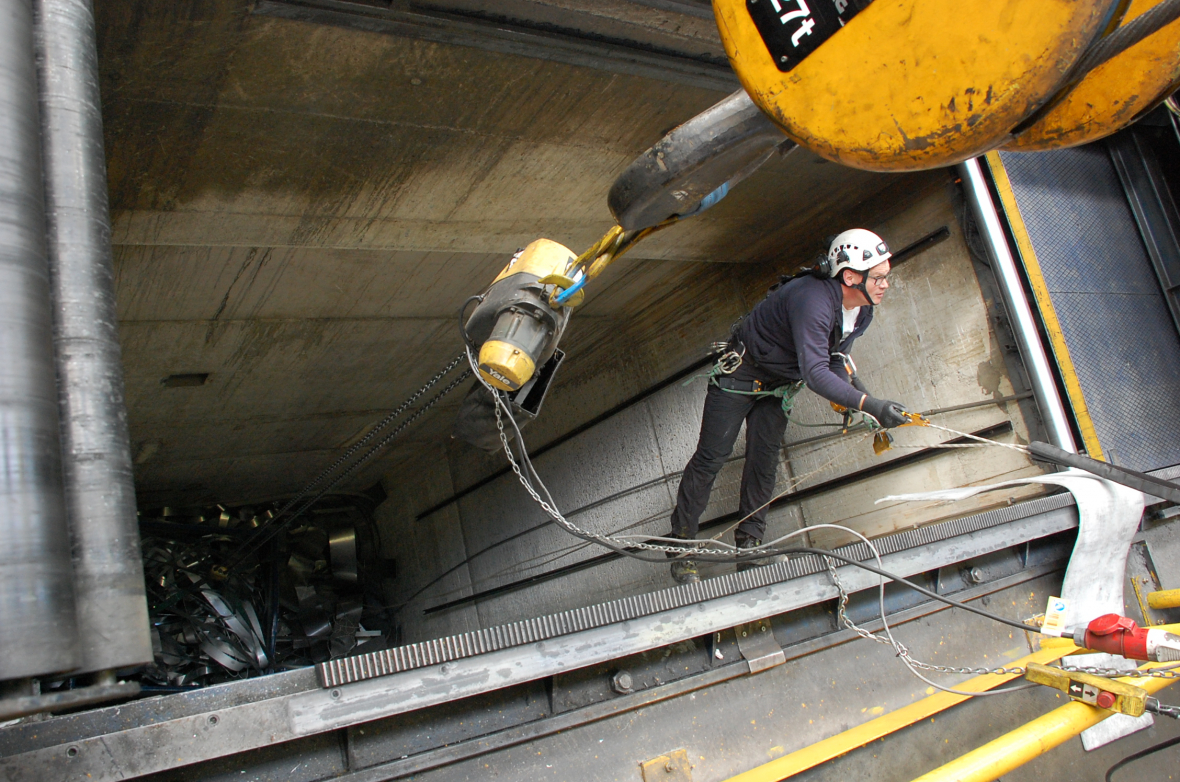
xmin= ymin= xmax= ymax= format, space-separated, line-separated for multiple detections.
xmin=466 ymin=219 xmax=678 ymax=394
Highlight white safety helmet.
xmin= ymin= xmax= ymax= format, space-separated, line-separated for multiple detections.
xmin=827 ymin=229 xmax=891 ymax=278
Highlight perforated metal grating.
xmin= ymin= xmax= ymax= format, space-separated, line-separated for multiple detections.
xmin=999 ymin=147 xmax=1180 ymax=472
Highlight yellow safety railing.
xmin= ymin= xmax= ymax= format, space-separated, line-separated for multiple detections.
xmin=725 ymin=624 xmax=1180 ymax=782
xmin=911 ymin=658 xmax=1177 ymax=782
xmin=723 ymin=644 xmax=1078 ymax=782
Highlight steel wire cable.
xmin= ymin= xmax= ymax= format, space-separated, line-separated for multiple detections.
xmin=468 ymin=347 xmax=1180 ymax=690
xmin=468 ymin=347 xmax=1045 ymax=628
xmin=1073 ymin=0 xmax=1180 ymax=76
xmin=393 ymin=394 xmax=1033 ymax=614
xmin=1105 ymin=734 xmax=1180 ymax=781
xmin=226 ymin=359 xmax=471 ymax=572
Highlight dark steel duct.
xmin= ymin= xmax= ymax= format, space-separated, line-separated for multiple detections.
xmin=0 ymin=0 xmax=80 ymax=680
xmin=34 ymin=0 xmax=152 ymax=674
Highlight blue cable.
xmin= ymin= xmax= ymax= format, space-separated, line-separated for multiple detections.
xmin=553 ymin=270 xmax=588 ymax=305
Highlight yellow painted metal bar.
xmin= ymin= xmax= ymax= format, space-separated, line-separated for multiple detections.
xmin=910 ymin=660 xmax=1179 ymax=782
xmin=984 ymin=152 xmax=1105 ymax=460
xmin=722 ymin=645 xmax=1077 ymax=782
xmin=1148 ymin=588 xmax=1180 ymax=609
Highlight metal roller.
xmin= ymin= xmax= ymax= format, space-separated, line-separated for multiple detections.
xmin=34 ymin=0 xmax=152 ymax=675
xmin=0 ymin=0 xmax=79 ymax=680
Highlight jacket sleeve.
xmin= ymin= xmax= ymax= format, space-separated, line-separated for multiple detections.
xmin=787 ymin=293 xmax=866 ymax=409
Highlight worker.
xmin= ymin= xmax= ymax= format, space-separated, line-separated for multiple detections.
xmin=665 ymin=229 xmax=910 ymax=583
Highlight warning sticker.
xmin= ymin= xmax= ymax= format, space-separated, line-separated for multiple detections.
xmin=1068 ymin=680 xmax=1101 ymax=705
xmin=746 ymin=0 xmax=873 ymax=73
xmin=1042 ymin=596 xmax=1069 ymax=637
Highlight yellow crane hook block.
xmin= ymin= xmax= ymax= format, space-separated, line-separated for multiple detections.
xmin=712 ymin=0 xmax=1117 ymax=171
xmin=1005 ymin=0 xmax=1180 ymax=152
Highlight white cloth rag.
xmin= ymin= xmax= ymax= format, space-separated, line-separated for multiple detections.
xmin=878 ymin=468 xmax=1150 ymax=748
xmin=877 ymin=469 xmax=1144 ymax=627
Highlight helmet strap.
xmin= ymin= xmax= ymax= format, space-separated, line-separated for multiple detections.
xmin=856 ymin=278 xmax=873 ymax=307
xmin=843 ymin=270 xmax=874 ymax=308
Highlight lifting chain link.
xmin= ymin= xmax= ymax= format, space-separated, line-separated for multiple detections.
xmin=823 ymin=557 xmax=1180 ymax=681
xmin=478 ymin=339 xmax=871 ymax=560
xmin=268 ymin=352 xmax=468 ymax=523
xmin=1147 ymin=696 xmax=1180 ymax=719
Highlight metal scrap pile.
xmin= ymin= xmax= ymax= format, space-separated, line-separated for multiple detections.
xmin=139 ymin=502 xmax=395 ymax=689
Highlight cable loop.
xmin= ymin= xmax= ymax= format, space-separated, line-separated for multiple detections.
xmin=472 ymin=348 xmax=1175 ymax=690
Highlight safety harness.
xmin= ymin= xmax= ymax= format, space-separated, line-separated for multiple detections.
xmin=702 ymin=273 xmax=868 ymax=418
xmin=707 ymin=345 xmax=806 ymax=416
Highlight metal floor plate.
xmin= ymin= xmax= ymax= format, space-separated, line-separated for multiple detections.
xmin=998 ymin=147 xmax=1180 ymax=471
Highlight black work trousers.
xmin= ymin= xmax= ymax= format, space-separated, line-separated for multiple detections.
xmin=669 ymin=362 xmax=790 ymax=541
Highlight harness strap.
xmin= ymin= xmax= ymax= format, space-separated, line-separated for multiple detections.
xmin=713 ymin=376 xmax=767 ymax=393
xmin=709 ymin=367 xmax=806 ymax=416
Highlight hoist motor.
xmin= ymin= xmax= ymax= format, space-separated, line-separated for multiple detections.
xmin=453 ymin=238 xmax=578 ymax=450
xmin=464 ymin=238 xmax=576 ymax=391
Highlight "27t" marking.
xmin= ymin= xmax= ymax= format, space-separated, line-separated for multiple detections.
xmin=770 ymin=0 xmax=815 ymax=46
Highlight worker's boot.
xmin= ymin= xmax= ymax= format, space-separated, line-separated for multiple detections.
xmin=664 ymin=532 xmax=701 ymax=584
xmin=735 ymin=531 xmax=788 ymax=572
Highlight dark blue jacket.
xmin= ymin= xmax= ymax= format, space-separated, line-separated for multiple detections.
xmin=736 ymin=275 xmax=871 ymax=409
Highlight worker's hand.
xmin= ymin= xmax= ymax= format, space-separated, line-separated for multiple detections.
xmin=860 ymin=396 xmax=908 ymax=428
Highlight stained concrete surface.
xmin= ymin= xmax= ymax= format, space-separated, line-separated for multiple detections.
xmin=97 ymin=0 xmax=927 ymax=507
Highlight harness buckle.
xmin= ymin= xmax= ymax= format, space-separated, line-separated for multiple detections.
xmin=716 ymin=345 xmax=745 ymax=375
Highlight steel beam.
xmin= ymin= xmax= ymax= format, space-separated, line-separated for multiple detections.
xmin=332 ymin=560 xmax=1065 ymax=782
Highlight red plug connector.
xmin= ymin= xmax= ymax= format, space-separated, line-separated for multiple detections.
xmin=1072 ymin=614 xmax=1180 ymax=663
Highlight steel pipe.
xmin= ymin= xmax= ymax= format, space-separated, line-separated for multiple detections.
xmin=0 ymin=0 xmax=80 ymax=679
xmin=958 ymin=158 xmax=1077 ymax=452
xmin=909 ymin=661 xmax=1178 ymax=782
xmin=34 ymin=0 xmax=152 ymax=674
xmin=723 ymin=644 xmax=1078 ymax=782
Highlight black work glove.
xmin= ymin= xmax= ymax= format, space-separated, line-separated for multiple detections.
xmin=860 ymin=396 xmax=908 ymax=428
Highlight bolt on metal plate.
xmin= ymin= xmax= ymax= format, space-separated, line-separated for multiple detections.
xmin=640 ymin=748 xmax=692 ymax=781
xmin=734 ymin=618 xmax=785 ymax=674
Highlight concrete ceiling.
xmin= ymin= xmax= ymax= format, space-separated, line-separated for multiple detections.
xmin=97 ymin=0 xmax=937 ymax=507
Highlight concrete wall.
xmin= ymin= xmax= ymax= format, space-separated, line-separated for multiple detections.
xmin=377 ymin=180 xmax=1047 ymax=643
